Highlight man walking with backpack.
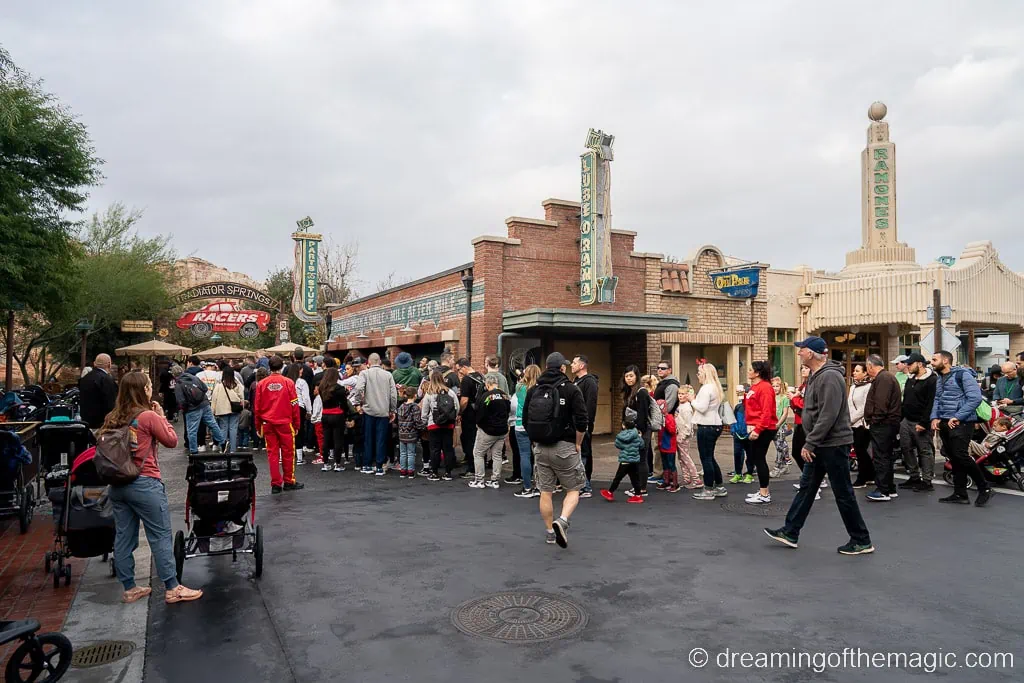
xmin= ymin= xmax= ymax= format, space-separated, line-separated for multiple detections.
xmin=172 ymin=365 xmax=226 ymax=456
xmin=522 ymin=352 xmax=590 ymax=549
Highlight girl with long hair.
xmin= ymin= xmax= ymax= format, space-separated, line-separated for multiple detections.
xmin=420 ymin=369 xmax=459 ymax=481
xmin=211 ymin=367 xmax=244 ymax=453
xmin=691 ymin=362 xmax=726 ymax=500
xmin=286 ymin=364 xmax=312 ymax=464
xmin=318 ymin=367 xmax=351 ymax=472
xmin=621 ymin=365 xmax=653 ymax=496
xmin=742 ymin=360 xmax=779 ymax=505
xmin=101 ymin=372 xmax=203 ymax=605
xmin=512 ymin=364 xmax=542 ymax=498
xmin=848 ymin=363 xmax=876 ymax=488
xmin=770 ymin=377 xmax=793 ymax=477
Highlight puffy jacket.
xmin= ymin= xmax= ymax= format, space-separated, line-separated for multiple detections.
xmin=931 ymin=366 xmax=983 ymax=422
xmin=847 ymin=381 xmax=871 ymax=429
xmin=614 ymin=428 xmax=643 ymax=463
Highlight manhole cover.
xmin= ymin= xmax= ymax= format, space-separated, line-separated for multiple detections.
xmin=71 ymin=640 xmax=135 ymax=668
xmin=451 ymin=591 xmax=588 ymax=643
xmin=719 ymin=502 xmax=789 ymax=516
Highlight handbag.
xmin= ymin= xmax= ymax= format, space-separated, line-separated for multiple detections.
xmin=230 ymin=387 xmax=243 ymax=414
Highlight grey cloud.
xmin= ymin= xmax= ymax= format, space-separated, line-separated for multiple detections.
xmin=2 ymin=0 xmax=1023 ymax=292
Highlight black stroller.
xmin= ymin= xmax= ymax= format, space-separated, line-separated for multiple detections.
xmin=38 ymin=420 xmax=94 ymax=490
xmin=0 ymin=426 xmax=37 ymax=534
xmin=175 ymin=452 xmax=263 ymax=580
xmin=45 ymin=448 xmax=115 ymax=588
xmin=0 ymin=618 xmax=72 ymax=682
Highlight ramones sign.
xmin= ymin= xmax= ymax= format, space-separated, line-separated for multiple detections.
xmin=173 ymin=282 xmax=279 ymax=309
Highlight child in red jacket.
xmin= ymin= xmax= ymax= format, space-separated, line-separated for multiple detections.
xmin=254 ymin=356 xmax=304 ymax=494
xmin=656 ymin=399 xmax=680 ymax=493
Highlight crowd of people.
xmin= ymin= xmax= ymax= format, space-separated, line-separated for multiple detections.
xmin=75 ymin=334 xmax=1016 ymax=600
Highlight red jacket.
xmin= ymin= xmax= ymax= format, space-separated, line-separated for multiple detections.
xmin=744 ymin=380 xmax=778 ymax=432
xmin=254 ymin=373 xmax=300 ymax=432
xmin=791 ymin=388 xmax=805 ymax=426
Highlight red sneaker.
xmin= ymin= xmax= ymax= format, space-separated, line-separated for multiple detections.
xmin=600 ymin=489 xmax=614 ymax=502
xmin=627 ymin=495 xmax=644 ymax=504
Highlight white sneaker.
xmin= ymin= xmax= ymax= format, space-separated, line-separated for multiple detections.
xmin=485 ymin=481 xmax=499 ymax=490
xmin=815 ymin=492 xmax=822 ymax=500
xmin=197 ymin=446 xmax=207 ymax=453
xmin=333 ymin=464 xmax=345 ymax=472
xmin=296 ymin=455 xmax=305 ymax=465
xmin=468 ymin=481 xmax=485 ymax=489
xmin=746 ymin=493 xmax=771 ymax=505
xmin=321 ymin=464 xmax=332 ymax=472
xmin=793 ymin=483 xmax=801 ymax=489
xmin=820 ymin=479 xmax=827 ymax=489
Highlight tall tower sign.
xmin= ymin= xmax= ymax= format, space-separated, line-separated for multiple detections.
xmin=292 ymin=216 xmax=323 ymax=323
xmin=579 ymin=129 xmax=618 ymax=305
xmin=841 ymin=102 xmax=919 ymax=277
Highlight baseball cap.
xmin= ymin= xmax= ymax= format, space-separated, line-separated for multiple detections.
xmin=546 ymin=352 xmax=567 ymax=369
xmin=905 ymin=352 xmax=927 ymax=365
xmin=890 ymin=354 xmax=910 ymax=365
xmin=794 ymin=336 xmax=827 ymax=354
xmin=170 ymin=365 xmax=184 ymax=377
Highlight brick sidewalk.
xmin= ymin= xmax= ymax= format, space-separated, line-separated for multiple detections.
xmin=0 ymin=507 xmax=86 ymax=658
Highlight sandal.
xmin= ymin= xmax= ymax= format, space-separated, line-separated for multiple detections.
xmin=165 ymin=585 xmax=203 ymax=604
xmin=121 ymin=587 xmax=152 ymax=604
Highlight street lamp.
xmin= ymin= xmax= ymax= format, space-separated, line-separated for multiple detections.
xmin=209 ymin=333 xmax=222 ymax=345
xmin=461 ymin=268 xmax=474 ymax=363
xmin=75 ymin=319 xmax=93 ymax=372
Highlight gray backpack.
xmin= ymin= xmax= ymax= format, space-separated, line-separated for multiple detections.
xmin=646 ymin=392 xmax=664 ymax=432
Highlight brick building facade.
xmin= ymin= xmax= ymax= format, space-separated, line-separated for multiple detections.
xmin=326 ymin=197 xmax=767 ymax=433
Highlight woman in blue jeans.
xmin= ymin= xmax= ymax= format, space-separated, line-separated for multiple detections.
xmin=101 ymin=372 xmax=203 ymax=605
xmin=689 ymin=362 xmax=726 ymax=500
xmin=512 ymin=365 xmax=541 ymax=498
xmin=212 ymin=367 xmax=244 ymax=452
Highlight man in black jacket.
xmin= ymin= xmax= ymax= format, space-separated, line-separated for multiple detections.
xmin=523 ymin=352 xmax=589 ymax=549
xmin=571 ymin=354 xmax=599 ymax=497
xmin=79 ymin=353 xmax=118 ymax=429
xmin=898 ymin=352 xmax=938 ymax=492
xmin=864 ymin=354 xmax=903 ymax=502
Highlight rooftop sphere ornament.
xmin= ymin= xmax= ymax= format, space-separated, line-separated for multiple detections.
xmin=868 ymin=101 xmax=887 ymax=121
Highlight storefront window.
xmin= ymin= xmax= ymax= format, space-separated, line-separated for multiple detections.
xmin=822 ymin=330 xmax=882 ymax=383
xmin=768 ymin=329 xmax=796 ymax=386
xmin=899 ymin=333 xmax=920 ymax=357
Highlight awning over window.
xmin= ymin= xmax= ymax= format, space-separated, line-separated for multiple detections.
xmin=503 ymin=308 xmax=687 ymax=334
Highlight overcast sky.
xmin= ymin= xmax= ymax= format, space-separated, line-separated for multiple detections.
xmin=4 ymin=1 xmax=1024 ymax=293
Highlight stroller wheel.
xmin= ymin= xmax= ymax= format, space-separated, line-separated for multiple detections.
xmin=1016 ymin=474 xmax=1024 ymax=492
xmin=943 ymin=470 xmax=975 ymax=489
xmin=253 ymin=525 xmax=264 ymax=579
xmin=4 ymin=631 xmax=72 ymax=683
xmin=174 ymin=531 xmax=185 ymax=583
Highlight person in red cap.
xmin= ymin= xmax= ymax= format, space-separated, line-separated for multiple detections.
xmin=255 ymin=355 xmax=305 ymax=494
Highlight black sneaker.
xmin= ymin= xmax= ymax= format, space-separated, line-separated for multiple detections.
xmin=975 ymin=489 xmax=993 ymax=507
xmin=283 ymin=482 xmax=305 ymax=491
xmin=442 ymin=473 xmax=453 ymax=481
xmin=271 ymin=485 xmax=283 ymax=495
xmin=504 ymin=477 xmax=523 ymax=485
xmin=914 ymin=481 xmax=934 ymax=492
xmin=763 ymin=528 xmax=798 ymax=549
xmin=898 ymin=478 xmax=921 ymax=489
xmin=851 ymin=480 xmax=869 ymax=489
xmin=426 ymin=474 xmax=441 ymax=482
xmin=838 ymin=541 xmax=875 ymax=555
xmin=939 ymin=492 xmax=970 ymax=505
xmin=551 ymin=517 xmax=569 ymax=548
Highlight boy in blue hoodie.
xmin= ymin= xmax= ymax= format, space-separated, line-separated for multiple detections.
xmin=600 ymin=409 xmax=645 ymax=504
xmin=729 ymin=387 xmax=756 ymax=484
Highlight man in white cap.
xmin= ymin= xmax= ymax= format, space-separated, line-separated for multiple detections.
xmin=890 ymin=355 xmax=910 ymax=394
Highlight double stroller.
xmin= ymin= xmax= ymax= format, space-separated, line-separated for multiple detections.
xmin=175 ymin=452 xmax=263 ymax=580
xmin=39 ymin=422 xmax=115 ymax=587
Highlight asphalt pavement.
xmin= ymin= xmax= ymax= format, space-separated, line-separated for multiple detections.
xmin=140 ymin=446 xmax=1023 ymax=683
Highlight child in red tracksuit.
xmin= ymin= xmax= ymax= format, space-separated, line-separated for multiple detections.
xmin=254 ymin=358 xmax=305 ymax=494
xmin=656 ymin=399 xmax=679 ymax=492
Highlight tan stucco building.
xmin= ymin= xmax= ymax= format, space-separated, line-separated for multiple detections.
xmin=765 ymin=103 xmax=1024 ymax=384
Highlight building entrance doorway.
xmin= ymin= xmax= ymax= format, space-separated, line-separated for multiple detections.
xmin=821 ymin=330 xmax=882 ymax=382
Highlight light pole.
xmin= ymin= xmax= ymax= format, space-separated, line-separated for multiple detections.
xmin=461 ymin=268 xmax=474 ymax=363
xmin=75 ymin=319 xmax=93 ymax=375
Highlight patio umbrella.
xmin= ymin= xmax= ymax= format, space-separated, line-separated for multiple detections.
xmin=263 ymin=342 xmax=320 ymax=355
xmin=115 ymin=340 xmax=193 ymax=357
xmin=195 ymin=344 xmax=250 ymax=360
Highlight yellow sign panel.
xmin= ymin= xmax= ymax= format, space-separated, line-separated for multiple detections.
xmin=121 ymin=320 xmax=154 ymax=333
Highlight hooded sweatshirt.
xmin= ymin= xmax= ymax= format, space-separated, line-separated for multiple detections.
xmin=475 ymin=387 xmax=510 ymax=437
xmin=392 ymin=367 xmax=423 ymax=390
xmin=802 ymin=361 xmax=854 ymax=452
xmin=522 ymin=368 xmax=589 ymax=445
xmin=902 ymin=368 xmax=937 ymax=427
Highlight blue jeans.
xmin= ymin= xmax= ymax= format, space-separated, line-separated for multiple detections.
xmin=660 ymin=450 xmax=676 ymax=472
xmin=238 ymin=427 xmax=251 ymax=449
xmin=515 ymin=430 xmax=533 ymax=489
xmin=185 ymin=404 xmax=225 ymax=453
xmin=399 ymin=441 xmax=417 ymax=471
xmin=109 ymin=476 xmax=178 ymax=591
xmin=696 ymin=425 xmax=723 ymax=488
xmin=783 ymin=445 xmax=871 ymax=545
xmin=216 ymin=413 xmax=240 ymax=453
xmin=363 ymin=414 xmax=390 ymax=467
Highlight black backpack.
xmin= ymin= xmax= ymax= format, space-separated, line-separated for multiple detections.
xmin=180 ymin=375 xmax=206 ymax=409
xmin=432 ymin=391 xmax=458 ymax=426
xmin=526 ymin=380 xmax=567 ymax=445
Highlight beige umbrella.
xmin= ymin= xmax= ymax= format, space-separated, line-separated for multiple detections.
xmin=196 ymin=344 xmax=250 ymax=360
xmin=263 ymin=342 xmax=320 ymax=355
xmin=115 ymin=339 xmax=193 ymax=357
